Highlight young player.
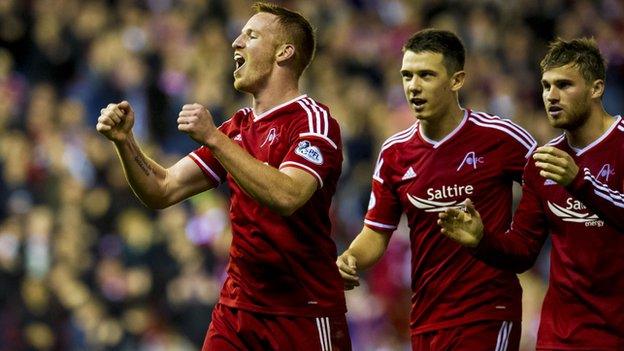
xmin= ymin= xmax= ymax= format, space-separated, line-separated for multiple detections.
xmin=439 ymin=37 xmax=624 ymax=350
xmin=96 ymin=3 xmax=351 ymax=350
xmin=337 ymin=29 xmax=536 ymax=351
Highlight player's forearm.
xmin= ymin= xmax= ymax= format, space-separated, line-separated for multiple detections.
xmin=113 ymin=134 xmax=170 ymax=208
xmin=345 ymin=228 xmax=390 ymax=271
xmin=206 ymin=131 xmax=305 ymax=215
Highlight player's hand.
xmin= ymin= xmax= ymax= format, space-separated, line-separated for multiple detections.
xmin=336 ymin=252 xmax=360 ymax=290
xmin=96 ymin=101 xmax=135 ymax=143
xmin=533 ymin=146 xmax=579 ymax=186
xmin=437 ymin=198 xmax=484 ymax=248
xmin=177 ymin=103 xmax=218 ymax=145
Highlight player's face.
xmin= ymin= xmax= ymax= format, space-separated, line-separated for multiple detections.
xmin=541 ymin=64 xmax=593 ymax=130
xmin=401 ymin=50 xmax=460 ymax=122
xmin=232 ymin=13 xmax=281 ymax=94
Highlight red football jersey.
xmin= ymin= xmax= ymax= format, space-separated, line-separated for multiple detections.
xmin=365 ymin=109 xmax=536 ymax=334
xmin=189 ymin=95 xmax=346 ymax=317
xmin=477 ymin=115 xmax=624 ymax=350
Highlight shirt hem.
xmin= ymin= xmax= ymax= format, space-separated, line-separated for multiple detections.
xmin=219 ymin=298 xmax=347 ymax=318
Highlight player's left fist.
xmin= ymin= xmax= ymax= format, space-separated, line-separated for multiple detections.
xmin=177 ymin=103 xmax=217 ymax=145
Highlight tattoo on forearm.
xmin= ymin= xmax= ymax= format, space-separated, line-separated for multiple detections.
xmin=134 ymin=155 xmax=153 ymax=176
xmin=128 ymin=142 xmax=153 ymax=176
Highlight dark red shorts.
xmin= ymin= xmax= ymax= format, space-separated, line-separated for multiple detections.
xmin=411 ymin=320 xmax=520 ymax=351
xmin=202 ymin=303 xmax=352 ymax=351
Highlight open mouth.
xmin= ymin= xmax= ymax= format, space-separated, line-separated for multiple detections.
xmin=234 ymin=54 xmax=246 ymax=73
xmin=410 ymin=98 xmax=427 ymax=109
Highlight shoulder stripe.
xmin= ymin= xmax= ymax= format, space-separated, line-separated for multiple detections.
xmin=306 ymin=98 xmax=330 ymax=136
xmin=303 ymin=98 xmax=322 ymax=135
xmin=299 ymin=98 xmax=329 ymax=137
xmin=471 ymin=112 xmax=536 ymax=148
xmin=381 ymin=123 xmax=419 ymax=152
xmin=382 ymin=123 xmax=418 ymax=148
xmin=468 ymin=118 xmax=536 ymax=156
xmin=297 ymin=100 xmax=316 ymax=134
xmin=584 ymin=168 xmax=624 ymax=208
xmin=189 ymin=152 xmax=222 ymax=184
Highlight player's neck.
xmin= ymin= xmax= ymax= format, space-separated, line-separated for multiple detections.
xmin=566 ymin=106 xmax=614 ymax=148
xmin=252 ymin=77 xmax=300 ymax=115
xmin=419 ymin=104 xmax=464 ymax=142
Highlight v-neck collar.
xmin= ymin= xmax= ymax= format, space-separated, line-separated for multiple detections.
xmin=252 ymin=95 xmax=308 ymax=122
xmin=419 ymin=109 xmax=468 ymax=148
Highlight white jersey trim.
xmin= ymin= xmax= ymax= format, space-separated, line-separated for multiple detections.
xmin=189 ymin=152 xmax=221 ymax=184
xmin=364 ymin=219 xmax=397 ymax=230
xmin=495 ymin=321 xmax=513 ymax=351
xmin=299 ymin=132 xmax=338 ymax=150
xmin=574 ymin=115 xmax=621 ymax=156
xmin=298 ymin=98 xmax=332 ymax=139
xmin=280 ymin=161 xmax=323 ymax=188
xmin=253 ymin=95 xmax=307 ymax=121
xmin=584 ymin=168 xmax=624 ymax=208
xmin=420 ymin=109 xmax=469 ymax=148
xmin=470 ymin=111 xmax=537 ymax=155
xmin=546 ymin=134 xmax=566 ymax=146
xmin=381 ymin=123 xmax=418 ymax=152
xmin=316 ymin=317 xmax=332 ymax=351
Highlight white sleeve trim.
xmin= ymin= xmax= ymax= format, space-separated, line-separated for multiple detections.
xmin=189 ymin=152 xmax=221 ymax=184
xmin=280 ymin=161 xmax=323 ymax=188
xmin=364 ymin=219 xmax=397 ymax=230
xmin=298 ymin=132 xmax=338 ymax=149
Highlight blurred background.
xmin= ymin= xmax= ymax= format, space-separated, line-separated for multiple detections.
xmin=0 ymin=0 xmax=623 ymax=350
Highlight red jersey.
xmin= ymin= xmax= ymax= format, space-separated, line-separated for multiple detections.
xmin=365 ymin=109 xmax=536 ymax=334
xmin=189 ymin=95 xmax=346 ymax=317
xmin=477 ymin=115 xmax=624 ymax=350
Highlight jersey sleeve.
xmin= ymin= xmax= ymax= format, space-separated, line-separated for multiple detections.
xmin=187 ymin=119 xmax=233 ymax=187
xmin=475 ymin=159 xmax=549 ymax=272
xmin=279 ymin=109 xmax=342 ymax=189
xmin=566 ymin=167 xmax=624 ymax=232
xmin=363 ymin=152 xmax=402 ymax=234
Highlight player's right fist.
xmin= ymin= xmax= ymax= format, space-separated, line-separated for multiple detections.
xmin=96 ymin=101 xmax=135 ymax=143
xmin=336 ymin=252 xmax=360 ymax=290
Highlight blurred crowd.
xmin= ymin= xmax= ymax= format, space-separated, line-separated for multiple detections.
xmin=0 ymin=0 xmax=623 ymax=350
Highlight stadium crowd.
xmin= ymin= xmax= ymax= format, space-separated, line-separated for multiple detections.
xmin=0 ymin=0 xmax=623 ymax=350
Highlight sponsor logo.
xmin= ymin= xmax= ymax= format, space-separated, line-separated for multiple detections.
xmin=407 ymin=184 xmax=474 ymax=212
xmin=544 ymin=179 xmax=557 ymax=186
xmin=597 ymin=163 xmax=615 ymax=182
xmin=457 ymin=151 xmax=484 ymax=171
xmin=547 ymin=199 xmax=603 ymax=227
xmin=295 ymin=140 xmax=323 ymax=165
xmin=402 ymin=167 xmax=417 ymax=180
xmin=260 ymin=127 xmax=278 ymax=147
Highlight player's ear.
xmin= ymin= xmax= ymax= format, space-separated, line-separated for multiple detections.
xmin=450 ymin=70 xmax=466 ymax=92
xmin=276 ymin=44 xmax=295 ymax=65
xmin=590 ymin=79 xmax=605 ymax=99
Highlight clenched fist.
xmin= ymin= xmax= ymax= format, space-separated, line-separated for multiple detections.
xmin=177 ymin=103 xmax=218 ymax=145
xmin=96 ymin=101 xmax=134 ymax=143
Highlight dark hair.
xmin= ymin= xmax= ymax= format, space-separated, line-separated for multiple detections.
xmin=252 ymin=2 xmax=316 ymax=77
xmin=540 ymin=37 xmax=606 ymax=83
xmin=403 ymin=29 xmax=465 ymax=74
